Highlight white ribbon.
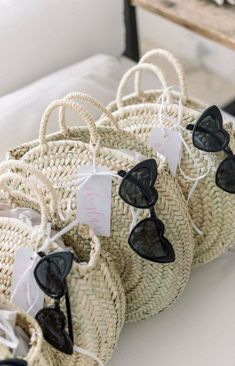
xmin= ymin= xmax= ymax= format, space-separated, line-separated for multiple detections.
xmin=54 ymin=137 xmax=139 ymax=233
xmin=0 ymin=312 xmax=19 ymax=355
xmin=55 ymin=138 xmax=121 ymax=223
xmin=156 ymin=86 xmax=213 ymax=235
xmin=130 ymin=206 xmax=140 ymax=232
xmin=74 ymin=345 xmax=105 ymax=366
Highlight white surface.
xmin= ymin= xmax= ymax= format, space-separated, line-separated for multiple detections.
xmin=0 ymin=0 xmax=124 ymax=95
xmin=108 ymin=250 xmax=235 ymax=366
xmin=0 ymin=54 xmax=123 ymax=160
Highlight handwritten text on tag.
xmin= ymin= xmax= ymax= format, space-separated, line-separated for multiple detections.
xmin=11 ymin=248 xmax=44 ymax=317
xmin=76 ymin=165 xmax=112 ymax=236
xmin=148 ymin=126 xmax=182 ymax=176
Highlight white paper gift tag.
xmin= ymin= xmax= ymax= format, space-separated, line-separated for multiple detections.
xmin=76 ymin=165 xmax=112 ymax=236
xmin=148 ymin=126 xmax=182 ymax=176
xmin=11 ymin=248 xmax=44 ymax=317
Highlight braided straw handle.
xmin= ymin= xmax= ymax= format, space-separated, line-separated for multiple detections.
xmin=136 ymin=49 xmax=188 ymax=104
xmin=60 ymin=92 xmax=120 ymax=130
xmin=77 ymin=226 xmax=101 ymax=276
xmin=39 ymin=99 xmax=100 ymax=148
xmin=116 ymin=63 xmax=168 ymax=109
xmin=0 ymin=160 xmax=58 ymax=215
xmin=0 ymin=172 xmax=48 ymax=231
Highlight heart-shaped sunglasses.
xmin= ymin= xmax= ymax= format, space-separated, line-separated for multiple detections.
xmin=34 ymin=251 xmax=75 ymax=355
xmin=186 ymin=105 xmax=235 ymax=193
xmin=118 ymin=159 xmax=175 ymax=263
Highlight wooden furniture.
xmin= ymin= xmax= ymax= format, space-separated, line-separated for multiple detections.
xmin=124 ymin=0 xmax=235 ymax=113
xmin=131 ymin=0 xmax=235 ymax=51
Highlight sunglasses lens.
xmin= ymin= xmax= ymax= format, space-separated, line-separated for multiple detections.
xmin=194 ymin=114 xmax=227 ymax=152
xmin=129 ymin=219 xmax=175 ymax=263
xmin=120 ymin=167 xmax=157 ymax=208
xmin=36 ymin=308 xmax=73 ymax=355
xmin=35 ymin=257 xmax=65 ymax=298
xmin=216 ymin=157 xmax=235 ymax=193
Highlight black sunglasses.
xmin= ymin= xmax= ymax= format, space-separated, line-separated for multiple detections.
xmin=186 ymin=105 xmax=235 ymax=193
xmin=118 ymin=159 xmax=175 ymax=263
xmin=0 ymin=361 xmax=27 ymax=366
xmin=34 ymin=251 xmax=74 ymax=355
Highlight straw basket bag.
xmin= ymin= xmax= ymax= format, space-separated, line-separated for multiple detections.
xmin=0 ymin=164 xmax=126 ymax=365
xmin=99 ymin=59 xmax=235 ymax=266
xmin=106 ymin=49 xmax=207 ymax=113
xmin=7 ymin=96 xmax=194 ymax=322
xmin=0 ymin=296 xmax=54 ymax=366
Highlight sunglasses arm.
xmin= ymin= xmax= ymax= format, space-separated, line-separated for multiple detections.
xmin=0 ymin=361 xmax=27 ymax=366
xmin=65 ymin=285 xmax=74 ymax=344
xmin=186 ymin=124 xmax=220 ymax=138
xmin=186 ymin=124 xmax=231 ymax=150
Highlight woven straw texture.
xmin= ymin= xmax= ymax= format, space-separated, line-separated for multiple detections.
xmin=7 ymin=96 xmax=194 ymax=322
xmin=99 ymin=51 xmax=235 ymax=266
xmin=101 ymin=99 xmax=235 ymax=266
xmin=0 ymin=296 xmax=54 ymax=366
xmin=0 ymin=169 xmax=125 ymax=365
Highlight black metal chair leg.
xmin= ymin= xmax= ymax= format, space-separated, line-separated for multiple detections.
xmin=124 ymin=0 xmax=140 ymax=62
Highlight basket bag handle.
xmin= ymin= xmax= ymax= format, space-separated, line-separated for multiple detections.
xmin=0 ymin=160 xmax=58 ymax=216
xmin=116 ymin=63 xmax=168 ymax=109
xmin=76 ymin=225 xmax=101 ymax=276
xmin=0 ymin=172 xmax=48 ymax=232
xmin=135 ymin=49 xmax=188 ymax=104
xmin=59 ymin=92 xmax=120 ymax=130
xmin=0 ymin=166 xmax=101 ymax=270
xmin=39 ymin=100 xmax=111 ymax=273
xmin=39 ymin=99 xmax=101 ymax=149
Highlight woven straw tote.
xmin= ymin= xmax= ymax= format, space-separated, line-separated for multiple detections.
xmin=99 ymin=61 xmax=235 ymax=266
xmin=106 ymin=49 xmax=207 ymax=114
xmin=0 ymin=296 xmax=54 ymax=366
xmin=7 ymin=96 xmax=194 ymax=322
xmin=0 ymin=164 xmax=126 ymax=365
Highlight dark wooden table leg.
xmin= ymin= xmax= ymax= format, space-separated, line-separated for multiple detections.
xmin=124 ymin=0 xmax=140 ymax=62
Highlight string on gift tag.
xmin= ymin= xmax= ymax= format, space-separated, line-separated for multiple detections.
xmin=74 ymin=345 xmax=105 ymax=366
xmin=155 ymin=86 xmax=213 ymax=235
xmin=130 ymin=206 xmax=140 ymax=232
xmin=53 ymin=138 xmax=120 ymax=225
xmin=157 ymin=86 xmax=212 ymax=193
xmin=55 ymin=138 xmax=143 ymax=237
xmin=0 ymin=312 xmax=19 ymax=354
xmin=10 ymin=217 xmax=58 ymax=315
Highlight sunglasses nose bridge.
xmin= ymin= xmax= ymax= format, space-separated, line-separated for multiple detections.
xmin=186 ymin=123 xmax=194 ymax=131
xmin=149 ymin=207 xmax=156 ymax=218
xmin=54 ymin=299 xmax=61 ymax=309
xmin=224 ymin=146 xmax=233 ymax=156
xmin=118 ymin=170 xmax=126 ymax=178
